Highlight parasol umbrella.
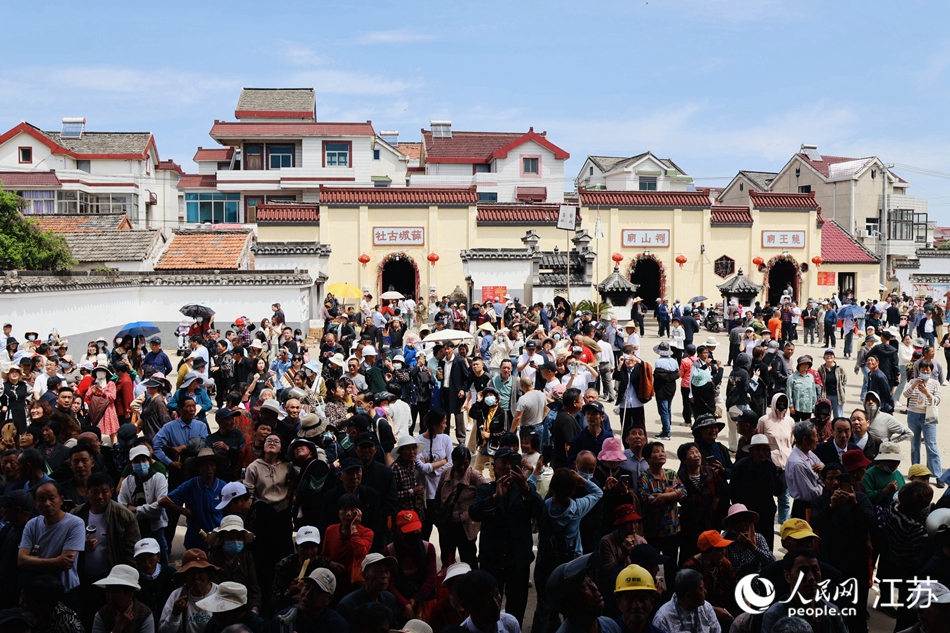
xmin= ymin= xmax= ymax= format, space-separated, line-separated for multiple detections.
xmin=180 ymin=302 xmax=215 ymax=319
xmin=422 ymin=329 xmax=474 ymax=343
xmin=325 ymin=282 xmax=363 ymax=299
xmin=380 ymin=290 xmax=405 ymax=300
xmin=837 ymin=304 xmax=865 ymax=320
xmin=116 ymin=321 xmax=161 ymax=339
xmin=687 ymin=296 xmax=708 ymax=304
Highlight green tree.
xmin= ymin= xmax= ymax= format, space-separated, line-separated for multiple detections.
xmin=0 ymin=189 xmax=75 ymax=271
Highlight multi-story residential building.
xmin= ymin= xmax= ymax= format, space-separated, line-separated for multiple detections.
xmin=720 ymin=144 xmax=930 ymax=276
xmin=573 ymin=152 xmax=693 ymax=192
xmin=178 ymin=88 xmax=409 ymax=224
xmin=0 ymin=119 xmax=181 ymax=229
xmin=409 ymin=122 xmax=569 ymax=203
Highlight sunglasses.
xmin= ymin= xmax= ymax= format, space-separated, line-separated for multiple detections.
xmin=293 ymin=357 xmax=304 ymax=362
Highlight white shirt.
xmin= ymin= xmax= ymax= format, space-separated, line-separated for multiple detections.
xmin=625 ymin=332 xmax=641 ymax=349
xmin=518 ymin=353 xmax=545 ymax=380
xmin=84 ymin=510 xmax=110 ymax=576
xmin=562 ymin=367 xmax=595 ymax=388
xmin=597 ymin=340 xmax=614 ymax=366
xmin=443 ymin=354 xmax=454 ymax=387
xmin=359 ymin=299 xmax=372 ymax=319
xmin=390 ymin=399 xmax=412 ymax=439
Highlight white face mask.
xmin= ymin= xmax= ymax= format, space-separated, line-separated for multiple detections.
xmin=97 ymin=378 xmax=107 ymax=388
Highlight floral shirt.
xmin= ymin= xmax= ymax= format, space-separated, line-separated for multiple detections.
xmin=637 ymin=468 xmax=686 ymax=538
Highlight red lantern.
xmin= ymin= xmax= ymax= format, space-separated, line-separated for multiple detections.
xmin=427 ymin=252 xmax=440 ymax=267
xmin=358 ymin=253 xmax=371 ymax=268
xmin=752 ymin=256 xmax=764 ymax=267
xmin=611 ymin=253 xmax=623 ymax=264
xmin=675 ymin=254 xmax=687 ymax=268
xmin=811 ymin=255 xmax=823 ymax=268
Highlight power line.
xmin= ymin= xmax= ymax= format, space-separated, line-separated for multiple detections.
xmin=890 ymin=163 xmax=950 ymax=180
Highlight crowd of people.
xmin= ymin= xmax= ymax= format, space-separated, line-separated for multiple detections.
xmin=0 ymin=288 xmax=949 ymax=633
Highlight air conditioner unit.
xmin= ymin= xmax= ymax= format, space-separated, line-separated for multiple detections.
xmin=857 ymin=229 xmax=869 ymax=238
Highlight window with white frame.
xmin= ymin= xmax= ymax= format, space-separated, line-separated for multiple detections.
xmin=268 ymin=145 xmax=293 ymax=169
xmin=17 ymin=190 xmax=54 ymax=213
xmin=325 ymin=143 xmax=350 ymax=167
xmin=18 ymin=147 xmax=32 ymax=163
xmin=638 ymin=177 xmax=657 ymax=191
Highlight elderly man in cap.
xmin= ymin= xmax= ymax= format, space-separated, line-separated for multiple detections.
xmin=456 ymin=569 xmax=521 ymax=633
xmin=428 ymin=562 xmax=471 ymax=631
xmin=132 ymin=538 xmax=175 ymax=626
xmin=144 ymin=337 xmax=172 ymax=376
xmin=319 ymin=457 xmax=382 ymax=541
xmin=653 ymin=568 xmax=720 ymax=633
xmin=90 ymin=563 xmax=153 ymax=633
xmin=896 ymin=581 xmax=950 ymax=633
xmin=206 ymin=407 xmax=246 ymax=482
xmin=168 ymin=372 xmax=213 ymax=422
xmin=335 ymin=551 xmax=399 ymax=626
xmin=273 ymin=566 xmax=348 ymax=633
xmin=758 ymin=519 xmax=844 ymax=598
xmin=159 ymin=448 xmax=226 ymax=551
xmin=270 ymin=526 xmax=329 ymax=613
xmin=682 ymin=530 xmax=738 ymax=628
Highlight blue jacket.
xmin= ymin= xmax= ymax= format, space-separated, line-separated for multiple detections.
xmin=167 ymin=388 xmax=213 ymax=421
xmin=143 ymin=350 xmax=173 ymax=375
xmin=657 ymin=304 xmax=670 ymax=322
xmin=479 ymin=334 xmax=493 ymax=362
xmin=541 ymin=478 xmax=604 ymax=558
xmin=824 ymin=309 xmax=838 ymax=323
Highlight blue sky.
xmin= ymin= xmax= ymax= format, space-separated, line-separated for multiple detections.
xmin=3 ymin=1 xmax=950 ymax=220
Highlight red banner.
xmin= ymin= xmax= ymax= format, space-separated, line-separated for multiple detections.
xmin=817 ymin=271 xmax=836 ymax=286
xmin=482 ymin=286 xmax=507 ymax=302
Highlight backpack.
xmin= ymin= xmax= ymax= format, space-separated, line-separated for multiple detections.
xmin=635 ymin=361 xmax=654 ymax=403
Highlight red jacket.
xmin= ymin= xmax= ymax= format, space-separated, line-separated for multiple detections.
xmin=322 ymin=524 xmax=373 ymax=594
xmin=115 ymin=373 xmax=134 ymax=417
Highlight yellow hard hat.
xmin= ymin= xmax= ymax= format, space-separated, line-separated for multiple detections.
xmin=614 ymin=564 xmax=657 ymax=593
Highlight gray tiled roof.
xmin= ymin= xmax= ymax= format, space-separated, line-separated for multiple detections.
xmin=589 ymin=153 xmax=686 ymax=175
xmin=459 ymin=248 xmax=534 ymax=260
xmin=252 ymin=241 xmax=332 ymax=256
xmin=41 ymin=131 xmax=153 ymax=155
xmin=236 ymin=88 xmax=315 ymax=113
xmin=717 ymin=270 xmax=763 ymax=295
xmin=598 ymin=266 xmax=637 ymax=292
xmin=63 ymin=230 xmax=162 ymax=262
xmin=0 ymin=269 xmax=312 ymax=293
xmin=537 ymin=272 xmax=588 ymax=286
xmin=739 ymin=170 xmax=778 ymax=191
xmin=539 ymin=251 xmax=585 ymax=268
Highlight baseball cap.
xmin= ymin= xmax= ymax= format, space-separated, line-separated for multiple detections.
xmin=295 ymin=526 xmax=321 ymax=545
xmin=908 ymin=464 xmax=934 ymax=478
xmin=395 ymin=510 xmax=423 ymax=533
xmin=525 ymin=340 xmax=538 ymax=350
xmin=129 ymin=445 xmax=151 ymax=461
xmin=697 ymin=530 xmax=733 ymax=551
xmin=360 ymin=552 xmax=397 ymax=573
xmin=581 ymin=401 xmax=605 ymax=416
xmin=354 ymin=432 xmax=377 ymax=447
xmin=340 ymin=458 xmax=363 ymax=472
xmin=215 ymin=481 xmax=250 ymax=510
xmin=305 ymin=568 xmax=337 ymax=595
xmin=134 ymin=538 xmax=161 ymax=557
xmin=780 ymin=518 xmax=819 ymax=541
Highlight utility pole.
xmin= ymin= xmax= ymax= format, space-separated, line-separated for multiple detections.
xmin=880 ymin=163 xmax=890 ymax=287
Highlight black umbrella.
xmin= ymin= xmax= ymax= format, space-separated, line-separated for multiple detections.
xmin=687 ymin=295 xmax=708 ymax=304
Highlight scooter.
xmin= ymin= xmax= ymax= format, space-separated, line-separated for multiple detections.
xmin=704 ymin=309 xmax=724 ymax=333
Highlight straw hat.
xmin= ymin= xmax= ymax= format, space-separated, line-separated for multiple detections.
xmin=174 ymin=549 xmax=221 ymax=575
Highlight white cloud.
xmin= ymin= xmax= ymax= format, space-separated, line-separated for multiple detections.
xmin=356 ymin=29 xmax=437 ymax=44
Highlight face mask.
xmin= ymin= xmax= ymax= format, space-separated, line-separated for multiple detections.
xmin=881 ymin=464 xmax=893 ymax=474
xmin=60 ymin=362 xmax=69 ymax=369
xmin=132 ymin=463 xmax=150 ymax=476
xmin=323 ymin=432 xmax=335 ymax=444
xmin=197 ymin=317 xmax=203 ymax=323
xmin=27 ymin=335 xmax=36 ymax=341
xmin=920 ymin=373 xmax=932 ymax=380
xmin=224 ymin=540 xmax=244 ymax=555
xmin=340 ymin=435 xmax=354 ymax=451
xmin=98 ymin=342 xmax=106 ymax=348
xmin=382 ymin=406 xmax=391 ymax=415
xmin=553 ymin=334 xmax=561 ymax=340
xmin=355 ymin=407 xmax=366 ymax=415
xmin=775 ymin=401 xmax=788 ymax=412
xmin=97 ymin=378 xmax=107 ymax=388
xmin=867 ymin=404 xmax=878 ymax=414
xmin=484 ymin=396 xmax=497 ymax=407
xmin=579 ymin=471 xmax=593 ymax=481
